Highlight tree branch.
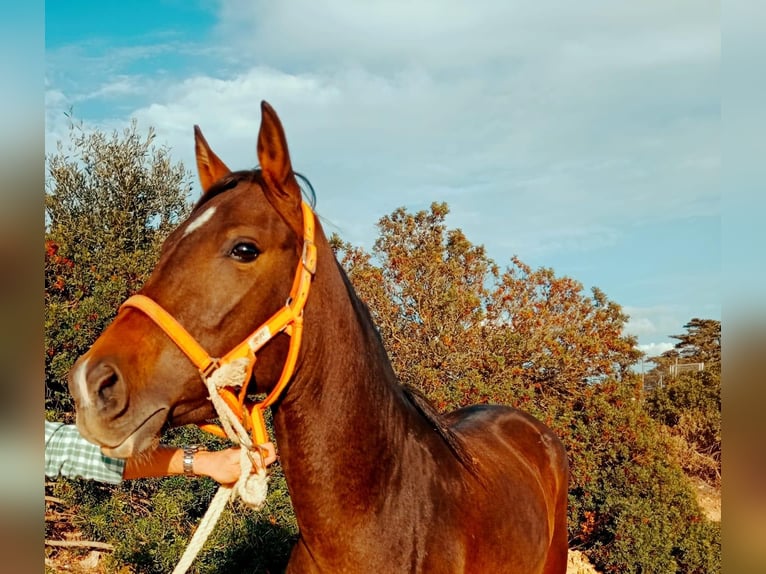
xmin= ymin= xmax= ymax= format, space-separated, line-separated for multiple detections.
xmin=45 ymin=539 xmax=114 ymax=551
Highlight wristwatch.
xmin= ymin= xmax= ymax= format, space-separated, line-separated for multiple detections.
xmin=183 ymin=445 xmax=201 ymax=476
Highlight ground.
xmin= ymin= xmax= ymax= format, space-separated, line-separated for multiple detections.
xmin=45 ymin=548 xmax=600 ymax=574
xmin=693 ymin=476 xmax=722 ymax=522
xmin=45 ymin=547 xmax=601 ymax=574
xmin=566 ymin=551 xmax=598 ymax=574
xmin=45 ymin=481 xmax=720 ymax=573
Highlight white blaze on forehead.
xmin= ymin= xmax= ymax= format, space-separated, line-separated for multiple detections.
xmin=182 ymin=206 xmax=218 ymax=238
xmin=74 ymin=357 xmax=92 ymax=407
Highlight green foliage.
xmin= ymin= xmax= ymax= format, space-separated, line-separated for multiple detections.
xmin=646 ymin=370 xmax=721 ymax=486
xmin=671 ymin=318 xmax=721 ymax=367
xmin=555 ymin=378 xmax=720 ymax=573
xmin=649 ymin=318 xmax=721 ymax=377
xmin=51 ymin=467 xmax=298 ymax=573
xmin=45 ymin=118 xmax=192 ymax=412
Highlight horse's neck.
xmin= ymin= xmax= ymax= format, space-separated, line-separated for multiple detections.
xmin=276 ymin=290 xmax=414 ymax=470
xmin=272 ymin=258 xmax=431 ymax=519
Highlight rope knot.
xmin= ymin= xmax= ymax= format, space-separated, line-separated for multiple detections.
xmin=205 ymin=358 xmax=270 ymax=510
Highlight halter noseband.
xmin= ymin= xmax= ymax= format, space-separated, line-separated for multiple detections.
xmin=118 ymin=200 xmax=317 ymax=445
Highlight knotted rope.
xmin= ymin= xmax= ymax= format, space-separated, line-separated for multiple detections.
xmin=171 ymin=358 xmax=268 ymax=574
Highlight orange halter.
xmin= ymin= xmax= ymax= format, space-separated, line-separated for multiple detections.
xmin=118 ymin=200 xmax=317 ymax=446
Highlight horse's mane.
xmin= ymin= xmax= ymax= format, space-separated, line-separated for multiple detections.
xmin=335 ymin=260 xmax=477 ymax=474
xmin=400 ymin=383 xmax=477 ymax=473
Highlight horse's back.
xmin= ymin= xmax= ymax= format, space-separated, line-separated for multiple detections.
xmin=444 ymin=404 xmax=569 ymax=574
xmin=446 ymin=404 xmax=567 ymax=483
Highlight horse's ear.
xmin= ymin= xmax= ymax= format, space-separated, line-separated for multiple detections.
xmin=194 ymin=125 xmax=231 ymax=194
xmin=257 ymin=101 xmax=303 ymax=238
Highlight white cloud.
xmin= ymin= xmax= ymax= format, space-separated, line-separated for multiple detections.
xmin=47 ymin=2 xmax=720 ymax=246
xmin=625 ymin=316 xmax=658 ymax=338
xmin=214 ymin=1 xmax=717 ymax=75
xmin=623 ymin=305 xmax=700 ymax=352
xmin=44 ymin=1 xmax=720 ymax=349
xmin=106 ymin=3 xmax=711 ymax=250
xmin=80 ymin=77 xmax=148 ymax=101
xmin=637 ymin=341 xmax=674 ymax=358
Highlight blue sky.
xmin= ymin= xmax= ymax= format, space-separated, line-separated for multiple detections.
xmin=45 ymin=0 xmax=721 ymax=358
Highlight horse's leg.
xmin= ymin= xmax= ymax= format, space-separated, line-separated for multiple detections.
xmin=285 ymin=539 xmax=319 ymax=574
xmin=541 ymin=478 xmax=569 ymax=574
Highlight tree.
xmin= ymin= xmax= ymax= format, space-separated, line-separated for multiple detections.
xmin=671 ymin=318 xmax=721 ymax=367
xmin=649 ymin=318 xmax=721 ymax=377
xmin=486 ymin=258 xmax=641 ymax=394
xmin=44 ymin=121 xmax=299 ymax=574
xmin=333 ymin=203 xmax=499 ymax=408
xmin=332 ymin=202 xmax=641 ymax=410
xmin=45 ymin=118 xmax=192 ymax=413
xmin=46 ymin=157 xmax=719 ymax=572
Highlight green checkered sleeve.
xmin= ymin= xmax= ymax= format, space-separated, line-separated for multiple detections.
xmin=45 ymin=420 xmax=125 ymax=484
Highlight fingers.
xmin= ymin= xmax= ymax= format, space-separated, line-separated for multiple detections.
xmin=258 ymin=442 xmax=278 ymax=466
xmin=198 ymin=443 xmax=278 ymax=484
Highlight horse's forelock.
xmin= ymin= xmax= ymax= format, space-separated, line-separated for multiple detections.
xmin=191 ymin=169 xmax=263 ymax=214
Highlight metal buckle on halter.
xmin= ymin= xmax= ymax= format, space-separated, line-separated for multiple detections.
xmin=199 ymin=358 xmax=221 ymax=380
xmin=301 ymin=240 xmax=317 ymax=274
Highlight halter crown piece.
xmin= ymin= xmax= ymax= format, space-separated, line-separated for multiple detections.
xmin=116 ymin=200 xmax=317 ymax=574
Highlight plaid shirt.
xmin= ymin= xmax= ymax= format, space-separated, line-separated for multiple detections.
xmin=45 ymin=421 xmax=125 ymax=484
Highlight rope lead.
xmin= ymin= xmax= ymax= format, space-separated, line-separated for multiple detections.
xmin=172 ymin=359 xmax=269 ymax=574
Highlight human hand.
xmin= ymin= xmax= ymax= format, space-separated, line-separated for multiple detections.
xmin=255 ymin=442 xmax=278 ymax=467
xmin=193 ymin=443 xmax=277 ymax=485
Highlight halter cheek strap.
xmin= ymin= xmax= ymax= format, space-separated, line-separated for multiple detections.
xmin=117 ymin=201 xmax=317 ymax=446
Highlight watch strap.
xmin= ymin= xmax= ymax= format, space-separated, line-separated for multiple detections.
xmin=182 ymin=445 xmax=200 ymax=476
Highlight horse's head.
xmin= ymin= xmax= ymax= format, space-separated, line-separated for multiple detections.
xmin=68 ymin=102 xmax=311 ymax=457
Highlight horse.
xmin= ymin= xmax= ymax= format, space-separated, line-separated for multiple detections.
xmin=68 ymin=101 xmax=569 ymax=573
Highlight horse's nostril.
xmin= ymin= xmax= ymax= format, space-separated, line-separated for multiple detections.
xmin=98 ymin=370 xmax=119 ymax=400
xmin=88 ymin=363 xmax=124 ymax=413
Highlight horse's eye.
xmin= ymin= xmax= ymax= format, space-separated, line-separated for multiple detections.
xmin=230 ymin=242 xmax=260 ymax=262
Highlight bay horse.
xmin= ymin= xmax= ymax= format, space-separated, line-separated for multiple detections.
xmin=68 ymin=101 xmax=569 ymax=573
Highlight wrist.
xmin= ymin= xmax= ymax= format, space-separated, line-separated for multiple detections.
xmin=182 ymin=445 xmax=203 ymax=476
xmin=191 ymin=449 xmax=213 ymax=478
